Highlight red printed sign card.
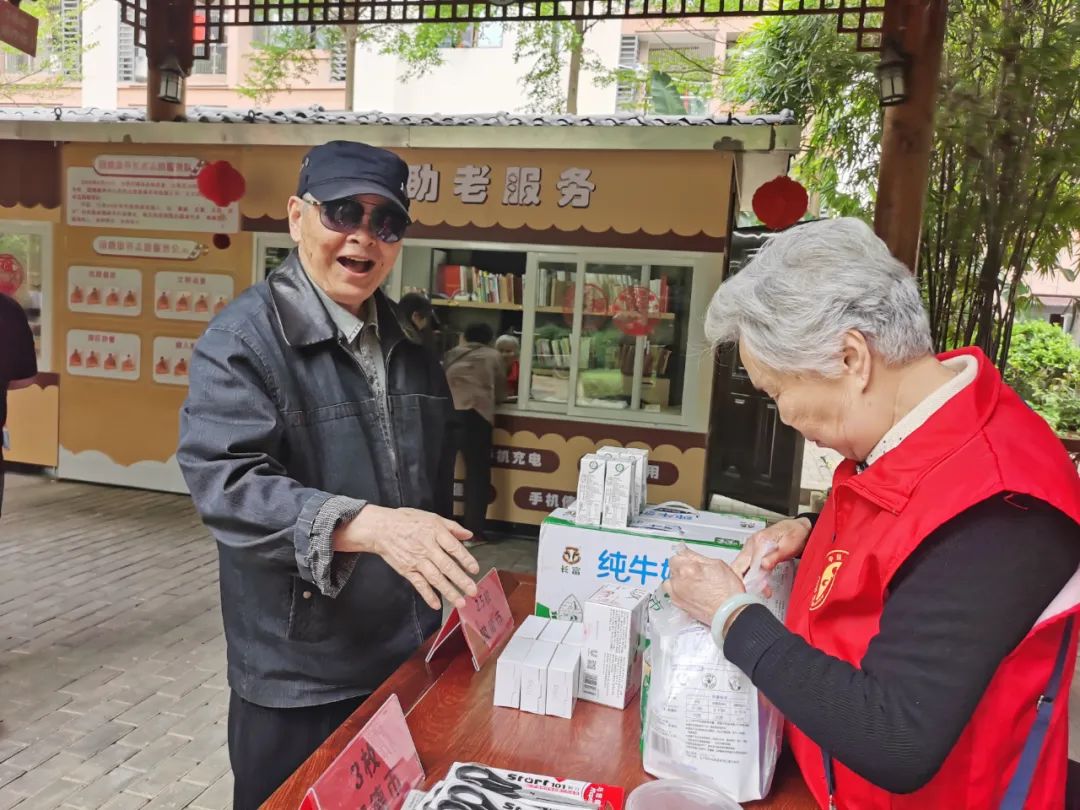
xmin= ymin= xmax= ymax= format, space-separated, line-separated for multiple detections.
xmin=425 ymin=568 xmax=514 ymax=670
xmin=300 ymin=694 xmax=423 ymax=810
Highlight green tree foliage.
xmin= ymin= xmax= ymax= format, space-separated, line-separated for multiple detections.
xmin=1005 ymin=320 xmax=1080 ymax=435
xmin=722 ymin=3 xmax=1080 ymax=368
xmin=0 ymin=0 xmax=87 ymax=103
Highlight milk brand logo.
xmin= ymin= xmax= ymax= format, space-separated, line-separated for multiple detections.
xmin=562 ymin=546 xmax=581 ymax=566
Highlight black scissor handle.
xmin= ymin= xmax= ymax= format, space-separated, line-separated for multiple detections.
xmin=446 ymin=784 xmax=496 ymax=809
xmin=454 ymin=765 xmax=519 ymax=794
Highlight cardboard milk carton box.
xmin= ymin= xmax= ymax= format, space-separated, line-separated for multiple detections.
xmin=579 ymin=584 xmax=651 ymax=709
xmin=600 ymin=458 xmax=634 ymax=528
xmin=536 ymin=508 xmax=793 ymax=625
xmin=575 ymin=454 xmax=607 ymax=527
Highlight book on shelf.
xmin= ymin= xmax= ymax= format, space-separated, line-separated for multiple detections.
xmin=437 ymin=264 xmax=522 ymax=305
xmin=532 ymin=336 xmax=574 ymax=370
xmin=617 ymin=343 xmax=672 ymax=377
xmin=533 ymin=269 xmax=673 ymax=315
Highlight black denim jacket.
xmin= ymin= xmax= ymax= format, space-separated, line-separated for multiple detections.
xmin=178 ymin=251 xmax=452 ymax=708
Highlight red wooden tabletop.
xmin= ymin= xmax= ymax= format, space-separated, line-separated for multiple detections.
xmin=263 ymin=571 xmax=818 ymax=810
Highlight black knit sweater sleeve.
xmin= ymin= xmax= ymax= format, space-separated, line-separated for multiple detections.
xmin=723 ymin=493 xmax=1080 ymax=794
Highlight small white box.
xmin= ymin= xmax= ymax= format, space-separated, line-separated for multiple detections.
xmin=538 ymin=619 xmax=573 ymax=644
xmin=563 ymin=623 xmax=585 ymax=647
xmin=545 ymin=644 xmax=582 ymax=719
xmin=493 ymin=636 xmax=534 ymax=709
xmin=520 ymin=640 xmax=558 ymax=715
xmin=601 ymin=458 xmax=633 ymax=528
xmin=575 ymin=454 xmax=607 ymax=527
xmin=514 ymin=615 xmax=549 ymax=640
xmin=579 ymin=584 xmax=650 ymax=709
xmin=598 ymin=445 xmax=649 ymax=512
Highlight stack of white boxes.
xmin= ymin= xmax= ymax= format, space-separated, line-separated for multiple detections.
xmin=574 ymin=446 xmax=650 ymax=528
xmin=495 ymin=585 xmax=650 ymax=718
xmin=494 ymin=616 xmax=584 ymax=719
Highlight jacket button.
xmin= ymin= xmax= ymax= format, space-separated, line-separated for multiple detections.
xmin=302 ymin=590 xmax=313 ymax=600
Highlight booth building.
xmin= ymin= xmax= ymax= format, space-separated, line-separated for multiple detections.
xmin=0 ymin=106 xmax=800 ymax=527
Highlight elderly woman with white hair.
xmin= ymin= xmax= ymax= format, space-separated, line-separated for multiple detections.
xmin=665 ymin=218 xmax=1080 ymax=809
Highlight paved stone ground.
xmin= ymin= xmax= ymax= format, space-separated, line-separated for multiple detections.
xmin=0 ymin=472 xmax=537 ymax=810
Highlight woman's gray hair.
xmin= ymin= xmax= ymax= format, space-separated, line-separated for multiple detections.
xmin=706 ymin=217 xmax=933 ymax=376
xmin=495 ymin=334 xmax=520 ymax=351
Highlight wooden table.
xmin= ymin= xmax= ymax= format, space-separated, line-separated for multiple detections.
xmin=264 ymin=572 xmax=817 ymax=809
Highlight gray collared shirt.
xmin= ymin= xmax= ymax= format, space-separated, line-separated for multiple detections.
xmin=309 ymin=282 xmax=385 ymax=393
xmin=307 ymin=283 xmax=393 ymax=598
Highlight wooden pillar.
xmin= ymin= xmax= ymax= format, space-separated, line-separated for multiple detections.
xmin=872 ymin=0 xmax=948 ymax=271
xmin=145 ymin=0 xmax=194 ymax=122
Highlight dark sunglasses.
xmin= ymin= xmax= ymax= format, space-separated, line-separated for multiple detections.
xmin=305 ymin=195 xmax=410 ymax=244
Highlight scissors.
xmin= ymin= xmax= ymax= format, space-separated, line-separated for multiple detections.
xmin=452 ymin=766 xmax=593 ymax=808
xmin=434 ymin=783 xmax=501 ymax=810
xmin=453 ymin=765 xmax=524 ymax=797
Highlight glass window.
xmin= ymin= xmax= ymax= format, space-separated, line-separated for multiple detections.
xmin=574 ymin=263 xmax=642 ymax=411
xmin=388 ymin=242 xmax=700 ymax=424
xmin=635 ymin=264 xmax=692 ymax=416
xmin=531 ymin=259 xmax=576 ymax=405
xmin=261 ymin=245 xmax=292 ymax=277
xmin=0 ymin=230 xmax=47 ymax=367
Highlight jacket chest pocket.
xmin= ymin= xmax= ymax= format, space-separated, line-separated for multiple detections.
xmin=284 ymin=401 xmax=368 ymax=427
xmin=286 ymin=576 xmax=336 ymax=643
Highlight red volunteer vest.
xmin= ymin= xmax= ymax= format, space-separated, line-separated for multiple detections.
xmin=785 ymin=348 xmax=1080 ymax=810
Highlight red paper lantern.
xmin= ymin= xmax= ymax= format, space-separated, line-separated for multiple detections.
xmin=0 ymin=253 xmax=25 ymax=296
xmin=752 ymin=175 xmax=809 ymax=231
xmin=197 ymin=161 xmax=246 ymax=207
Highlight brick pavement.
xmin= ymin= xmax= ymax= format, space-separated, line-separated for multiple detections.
xmin=0 ymin=472 xmax=537 ymax=810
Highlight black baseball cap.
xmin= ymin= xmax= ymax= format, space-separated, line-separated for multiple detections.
xmin=296 ymin=141 xmax=411 ymax=216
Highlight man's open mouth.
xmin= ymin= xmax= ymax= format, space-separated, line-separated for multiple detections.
xmin=338 ymin=257 xmax=375 ymax=274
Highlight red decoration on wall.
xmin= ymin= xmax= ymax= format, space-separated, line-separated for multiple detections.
xmin=611 ymin=285 xmax=661 ymax=337
xmin=0 ymin=253 xmax=25 ymax=296
xmin=752 ymin=175 xmax=809 ymax=231
xmin=212 ymin=234 xmax=231 ymax=250
xmin=196 ymin=161 xmax=246 ymax=207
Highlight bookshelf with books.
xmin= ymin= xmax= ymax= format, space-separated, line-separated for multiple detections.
xmin=396 ymin=241 xmax=705 ymax=424
xmin=400 ymin=244 xmax=527 ymax=394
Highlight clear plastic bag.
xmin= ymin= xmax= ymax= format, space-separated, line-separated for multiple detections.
xmin=741 ymin=539 xmax=779 ymax=597
xmin=640 ymin=591 xmax=783 ymax=803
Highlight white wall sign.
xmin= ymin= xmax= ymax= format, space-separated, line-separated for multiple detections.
xmin=93 ymin=236 xmax=206 ymax=261
xmin=68 ymin=266 xmax=142 ymax=316
xmin=67 ymin=165 xmax=239 ymax=233
xmin=154 ymin=271 xmax=234 ymax=322
xmin=66 ymin=330 xmax=140 ymax=381
xmin=152 ymin=337 xmax=195 ymax=386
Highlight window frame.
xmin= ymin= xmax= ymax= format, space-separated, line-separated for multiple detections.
xmin=0 ymin=220 xmax=54 ymax=372
xmin=402 ymin=237 xmax=713 ymax=430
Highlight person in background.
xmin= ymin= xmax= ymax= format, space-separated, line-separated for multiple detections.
xmin=665 ymin=218 xmax=1080 ymax=809
xmin=495 ymin=333 xmax=520 ymax=399
xmin=399 ymin=292 xmax=440 ymax=353
xmin=0 ymin=293 xmax=37 ymax=517
xmin=444 ymin=323 xmax=507 ymax=547
xmin=178 ymin=140 xmax=479 ymax=810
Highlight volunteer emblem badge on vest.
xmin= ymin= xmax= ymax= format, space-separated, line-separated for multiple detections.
xmin=810 ymin=549 xmax=848 ymax=611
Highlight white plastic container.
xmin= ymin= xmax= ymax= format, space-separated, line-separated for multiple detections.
xmin=627 ymin=779 xmax=742 ymax=810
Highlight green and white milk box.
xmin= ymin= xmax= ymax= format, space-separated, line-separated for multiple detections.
xmin=535 ymin=507 xmax=790 ymax=624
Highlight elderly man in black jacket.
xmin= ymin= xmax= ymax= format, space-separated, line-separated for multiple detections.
xmin=178 ymin=141 xmax=478 ymax=810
